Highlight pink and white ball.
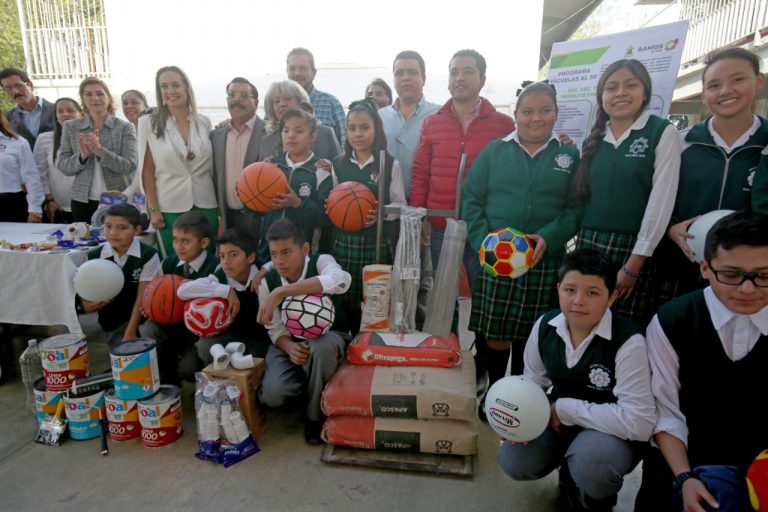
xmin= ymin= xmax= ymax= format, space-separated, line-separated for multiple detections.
xmin=281 ymin=294 xmax=335 ymax=340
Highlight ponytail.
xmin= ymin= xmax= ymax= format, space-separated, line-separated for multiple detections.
xmin=573 ymin=108 xmax=608 ymax=202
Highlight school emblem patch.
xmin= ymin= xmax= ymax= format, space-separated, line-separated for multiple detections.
xmin=747 ymin=168 xmax=756 ymax=189
xmin=131 ymin=268 xmax=142 ymax=282
xmin=588 ymin=365 xmax=611 ymax=389
xmin=298 ymin=183 xmax=311 ymax=197
xmin=554 ymin=153 xmax=573 ymax=171
xmin=627 ymin=137 xmax=649 ymax=157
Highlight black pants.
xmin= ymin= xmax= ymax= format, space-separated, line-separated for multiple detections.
xmin=71 ymin=200 xmax=100 ymax=223
xmin=0 ymin=191 xmax=28 ymax=222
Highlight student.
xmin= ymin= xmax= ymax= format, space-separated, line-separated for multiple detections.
xmin=572 ymin=59 xmax=681 ymax=325
xmin=140 ymin=211 xmax=219 ymax=384
xmin=329 ymin=101 xmax=406 ymax=333
xmin=751 ymin=147 xmax=768 ymax=214
xmin=463 ymin=82 xmax=581 ymax=384
xmin=178 ymin=228 xmax=269 ymax=363
xmin=81 ymin=204 xmax=161 ymax=345
xmin=256 ymin=218 xmax=351 ymax=444
xmin=658 ymin=48 xmax=768 ymax=300
xmin=498 ymin=248 xmax=656 ymax=511
xmin=646 ymin=211 xmax=768 ymax=512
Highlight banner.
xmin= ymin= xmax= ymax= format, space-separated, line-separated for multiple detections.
xmin=547 ymin=21 xmax=688 ymax=148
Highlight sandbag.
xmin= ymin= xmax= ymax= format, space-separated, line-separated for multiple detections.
xmin=347 ymin=331 xmax=461 ymax=367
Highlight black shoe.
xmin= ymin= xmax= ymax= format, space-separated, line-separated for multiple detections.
xmin=304 ymin=418 xmax=324 ymax=445
xmin=477 ymin=399 xmax=488 ymax=423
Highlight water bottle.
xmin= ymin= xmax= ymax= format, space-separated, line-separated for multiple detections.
xmin=19 ymin=339 xmax=43 ymax=413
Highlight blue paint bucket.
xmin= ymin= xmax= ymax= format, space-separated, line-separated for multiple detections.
xmin=64 ymin=388 xmax=105 ymax=440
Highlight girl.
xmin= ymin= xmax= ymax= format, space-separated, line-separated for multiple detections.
xmin=573 ymin=59 xmax=680 ymax=325
xmin=0 ymin=111 xmax=44 ymax=222
xmin=329 ymin=101 xmax=406 ymax=334
xmin=463 ymin=82 xmax=581 ymax=383
xmin=121 ymin=89 xmax=149 ymax=130
xmin=658 ymin=48 xmax=767 ymax=300
xmin=33 ymin=98 xmax=83 ymax=223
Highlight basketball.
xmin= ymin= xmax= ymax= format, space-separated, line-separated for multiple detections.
xmin=281 ymin=293 xmax=335 ymax=340
xmin=485 ymin=375 xmax=550 ymax=442
xmin=74 ymin=259 xmax=125 ymax=302
xmin=479 ymin=227 xmax=534 ymax=279
xmin=183 ymin=297 xmax=233 ymax=337
xmin=141 ymin=275 xmax=187 ymax=325
xmin=747 ymin=449 xmax=768 ymax=511
xmin=686 ymin=209 xmax=735 ymax=262
xmin=326 ymin=181 xmax=376 ymax=232
xmin=236 ymin=161 xmax=288 ymax=213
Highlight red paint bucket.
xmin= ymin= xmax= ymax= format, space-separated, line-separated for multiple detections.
xmin=138 ymin=385 xmax=182 ymax=448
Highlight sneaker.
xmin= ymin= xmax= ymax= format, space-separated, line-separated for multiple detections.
xmin=304 ymin=418 xmax=324 ymax=445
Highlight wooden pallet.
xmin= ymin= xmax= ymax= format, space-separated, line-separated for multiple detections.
xmin=320 ymin=444 xmax=474 ymax=477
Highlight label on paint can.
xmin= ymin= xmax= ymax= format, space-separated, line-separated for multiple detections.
xmin=139 ymin=385 xmax=182 ymax=448
xmin=64 ymin=389 xmax=105 ymax=441
xmin=40 ymin=334 xmax=89 ymax=392
xmin=105 ymin=388 xmax=140 ymax=441
xmin=110 ymin=338 xmax=160 ymax=400
xmin=33 ymin=377 xmax=63 ymax=425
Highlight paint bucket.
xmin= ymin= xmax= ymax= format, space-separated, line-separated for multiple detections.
xmin=39 ymin=333 xmax=88 ymax=392
xmin=138 ymin=385 xmax=182 ymax=448
xmin=110 ymin=338 xmax=160 ymax=400
xmin=33 ymin=377 xmax=63 ymax=425
xmin=105 ymin=388 xmax=140 ymax=442
xmin=64 ymin=388 xmax=105 ymax=441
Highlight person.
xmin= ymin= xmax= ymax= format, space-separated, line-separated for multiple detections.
xmin=657 ymin=48 xmax=768 ymax=302
xmin=33 ymin=98 xmax=84 ymax=223
xmin=463 ymin=82 xmax=582 ymax=384
xmin=646 ymin=211 xmax=768 ymax=511
xmin=211 ymin=77 xmax=266 ymax=232
xmin=256 ymin=218 xmax=351 ymax=444
xmin=81 ymin=204 xmax=161 ymax=345
xmin=139 ymin=212 xmax=219 ymax=385
xmin=286 ymin=47 xmax=346 ymax=146
xmin=755 ymin=148 xmax=768 ymax=214
xmin=498 ymin=248 xmax=656 ymax=511
xmin=0 ymin=111 xmax=44 ymax=222
xmin=139 ymin=65 xmax=218 ymax=258
xmin=572 ymin=59 xmax=681 ymax=326
xmin=0 ymin=67 xmax=54 ymax=149
xmin=58 ymin=77 xmax=138 ymax=222
xmin=178 ymin=227 xmax=270 ymax=363
xmin=259 ymin=80 xmax=341 ymax=161
xmin=365 ymin=78 xmax=392 ymax=110
xmin=329 ymin=101 xmax=406 ymax=334
xmin=121 ymin=90 xmax=149 ymax=130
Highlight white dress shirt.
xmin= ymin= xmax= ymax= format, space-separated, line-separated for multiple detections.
xmin=177 ymin=264 xmax=260 ymax=300
xmin=99 ymin=238 xmax=161 ymax=281
xmin=171 ymin=250 xmax=211 ymax=275
xmin=33 ymin=132 xmax=74 ymax=211
xmin=0 ymin=132 xmax=44 ymax=214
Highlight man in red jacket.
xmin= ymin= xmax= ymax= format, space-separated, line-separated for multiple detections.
xmin=409 ymin=49 xmax=515 ymax=404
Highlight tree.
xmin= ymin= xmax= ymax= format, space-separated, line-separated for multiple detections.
xmin=0 ymin=0 xmax=25 ymax=111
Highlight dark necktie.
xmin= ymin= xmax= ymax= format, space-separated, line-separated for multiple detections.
xmin=182 ymin=262 xmax=191 ymax=278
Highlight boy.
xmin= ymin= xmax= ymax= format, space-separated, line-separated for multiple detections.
xmin=647 ymin=211 xmax=768 ymax=512
xmin=497 ymin=248 xmax=655 ymax=511
xmin=256 ymin=218 xmax=350 ymax=444
xmin=81 ymin=204 xmax=161 ymax=345
xmin=140 ymin=212 xmax=219 ymax=384
xmin=178 ymin=228 xmax=270 ymax=363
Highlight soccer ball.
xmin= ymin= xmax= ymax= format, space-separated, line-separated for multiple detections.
xmin=479 ymin=227 xmax=534 ymax=278
xmin=748 ymin=449 xmax=768 ymax=511
xmin=183 ymin=297 xmax=233 ymax=337
xmin=281 ymin=294 xmax=335 ymax=340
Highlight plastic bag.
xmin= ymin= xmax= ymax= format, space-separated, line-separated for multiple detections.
xmin=389 ymin=206 xmax=426 ymax=333
xmin=423 ymin=218 xmax=467 ymax=338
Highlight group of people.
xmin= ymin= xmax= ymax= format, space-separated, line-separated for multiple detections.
xmin=2 ymin=43 xmax=768 ymax=512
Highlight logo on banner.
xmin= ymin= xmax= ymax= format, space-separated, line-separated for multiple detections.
xmin=627 ymin=137 xmax=649 ymax=158
xmin=624 ymin=46 xmax=635 ymax=58
xmin=666 ymin=38 xmax=679 ymax=51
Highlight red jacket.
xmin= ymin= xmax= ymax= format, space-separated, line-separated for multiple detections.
xmin=409 ymin=97 xmax=515 ymax=229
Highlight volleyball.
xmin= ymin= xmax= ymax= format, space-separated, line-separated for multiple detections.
xmin=74 ymin=259 xmax=125 ymax=302
xmin=479 ymin=227 xmax=534 ymax=278
xmin=485 ymin=376 xmax=550 ymax=442
xmin=686 ymin=210 xmax=735 ymax=262
xmin=281 ymin=293 xmax=335 ymax=340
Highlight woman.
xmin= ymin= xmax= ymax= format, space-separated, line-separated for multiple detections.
xmin=59 ymin=77 xmax=137 ymax=222
xmin=365 ymin=78 xmax=393 ymax=110
xmin=259 ymin=79 xmax=341 ymax=160
xmin=121 ymin=90 xmax=149 ymax=130
xmin=139 ymin=65 xmax=217 ymax=256
xmin=0 ymin=111 xmax=44 ymax=222
xmin=33 ymin=98 xmax=84 ymax=223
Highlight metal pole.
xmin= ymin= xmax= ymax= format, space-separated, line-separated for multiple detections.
xmin=375 ymin=149 xmax=386 ymax=263
xmin=454 ymin=153 xmax=468 ymax=219
xmin=15 ymin=0 xmax=32 ymax=72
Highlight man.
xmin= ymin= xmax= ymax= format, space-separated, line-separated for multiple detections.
xmin=286 ymin=48 xmax=346 ymax=146
xmin=211 ymin=77 xmax=266 ymax=233
xmin=0 ymin=68 xmax=54 ymax=149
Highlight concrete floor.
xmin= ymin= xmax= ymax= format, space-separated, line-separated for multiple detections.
xmin=0 ymin=307 xmax=641 ymax=512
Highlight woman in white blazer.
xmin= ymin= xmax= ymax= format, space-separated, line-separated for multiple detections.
xmin=140 ymin=65 xmax=217 ymax=256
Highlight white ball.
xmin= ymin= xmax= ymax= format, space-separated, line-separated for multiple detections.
xmin=686 ymin=210 xmax=735 ymax=262
xmin=74 ymin=259 xmax=125 ymax=302
xmin=485 ymin=376 xmax=550 ymax=442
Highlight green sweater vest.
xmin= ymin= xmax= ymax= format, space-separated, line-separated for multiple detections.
xmin=331 ymin=153 xmax=394 ymax=237
xmin=161 ymin=253 xmax=219 ymax=279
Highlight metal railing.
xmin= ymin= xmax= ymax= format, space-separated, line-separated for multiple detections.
xmin=680 ymin=0 xmax=768 ymax=64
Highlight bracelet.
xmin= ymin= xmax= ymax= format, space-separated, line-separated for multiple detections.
xmin=621 ymin=264 xmax=639 ymax=279
xmin=147 ymin=205 xmax=160 ymax=213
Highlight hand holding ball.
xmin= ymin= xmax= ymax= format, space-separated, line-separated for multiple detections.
xmin=74 ymin=259 xmax=125 ymax=302
xmin=686 ymin=210 xmax=734 ymax=262
xmin=485 ymin=376 xmax=550 ymax=442
xmin=236 ymin=162 xmax=288 ymax=213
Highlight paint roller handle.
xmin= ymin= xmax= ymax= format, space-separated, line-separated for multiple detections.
xmin=99 ymin=414 xmax=109 ymax=456
xmin=53 ymin=397 xmax=65 ymax=421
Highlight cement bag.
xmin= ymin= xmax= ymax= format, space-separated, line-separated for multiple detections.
xmin=347 ymin=331 xmax=462 ymax=367
xmin=322 ymin=416 xmax=477 ymax=455
xmin=322 ymin=353 xmax=476 ymax=421
xmin=360 ymin=264 xmax=392 ymax=332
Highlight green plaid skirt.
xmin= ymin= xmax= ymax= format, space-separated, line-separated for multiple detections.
xmin=332 ymin=230 xmax=393 ymax=309
xmin=576 ymin=228 xmax=656 ymax=326
xmin=468 ymin=260 xmax=559 ymax=343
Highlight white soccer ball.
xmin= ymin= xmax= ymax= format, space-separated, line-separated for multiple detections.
xmin=281 ymin=293 xmax=335 ymax=340
xmin=74 ymin=259 xmax=125 ymax=302
xmin=485 ymin=376 xmax=550 ymax=442
xmin=686 ymin=210 xmax=735 ymax=263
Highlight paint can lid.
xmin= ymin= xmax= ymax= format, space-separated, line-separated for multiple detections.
xmin=110 ymin=338 xmax=156 ymax=356
xmin=140 ymin=384 xmax=180 ymax=405
xmin=40 ymin=333 xmax=86 ymax=349
xmin=67 ymin=387 xmax=105 ymax=400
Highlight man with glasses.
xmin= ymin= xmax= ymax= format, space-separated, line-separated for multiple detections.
xmin=0 ymin=68 xmax=54 ymax=149
xmin=211 ymin=77 xmax=266 ymax=231
xmin=643 ymin=211 xmax=768 ymax=511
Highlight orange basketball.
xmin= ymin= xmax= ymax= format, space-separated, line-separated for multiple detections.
xmin=141 ymin=274 xmax=187 ymax=325
xmin=326 ymin=181 xmax=377 ymax=232
xmin=236 ymin=162 xmax=288 ymax=213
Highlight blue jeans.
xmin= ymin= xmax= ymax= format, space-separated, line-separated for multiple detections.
xmin=674 ymin=465 xmax=749 ymax=512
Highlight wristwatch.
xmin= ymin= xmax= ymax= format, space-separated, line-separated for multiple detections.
xmin=672 ymin=471 xmax=698 ymax=493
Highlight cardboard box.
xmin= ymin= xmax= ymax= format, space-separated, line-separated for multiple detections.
xmin=203 ymin=359 xmax=268 ymax=441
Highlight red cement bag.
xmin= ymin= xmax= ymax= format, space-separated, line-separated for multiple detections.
xmin=347 ymin=332 xmax=461 ymax=367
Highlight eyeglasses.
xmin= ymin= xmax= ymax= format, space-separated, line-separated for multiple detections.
xmin=710 ymin=269 xmax=768 ymax=287
xmin=226 ymin=91 xmax=254 ymax=100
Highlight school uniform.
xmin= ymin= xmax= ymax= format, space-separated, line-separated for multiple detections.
xmin=576 ymin=113 xmax=680 ymax=325
xmin=752 ymin=145 xmax=768 ymax=214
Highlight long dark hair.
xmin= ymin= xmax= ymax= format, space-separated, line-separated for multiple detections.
xmin=572 ymin=59 xmax=652 ymax=201
xmin=341 ymin=104 xmax=388 ymax=170
xmin=53 ymin=97 xmax=83 ymax=164
xmin=151 ymin=65 xmax=199 ymax=139
xmin=0 ymin=111 xmax=17 ymax=138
